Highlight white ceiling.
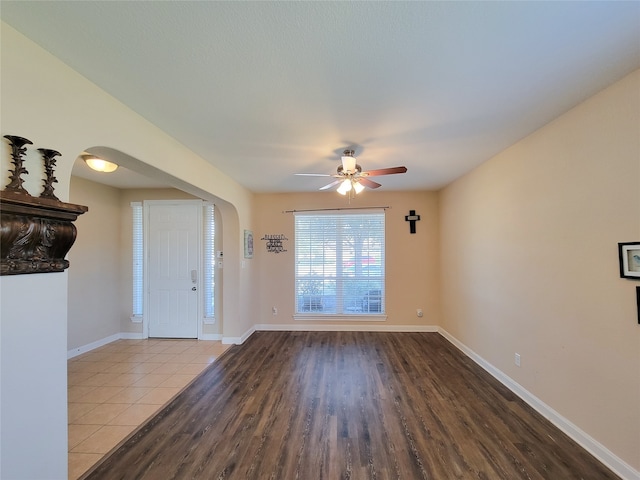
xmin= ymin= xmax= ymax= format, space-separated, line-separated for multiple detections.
xmin=2 ymin=2 xmax=639 ymax=192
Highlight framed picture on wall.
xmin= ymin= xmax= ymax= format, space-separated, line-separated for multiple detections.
xmin=618 ymin=242 xmax=640 ymax=279
xmin=244 ymin=230 xmax=254 ymax=259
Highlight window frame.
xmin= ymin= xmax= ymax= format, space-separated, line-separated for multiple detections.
xmin=293 ymin=209 xmax=387 ymax=322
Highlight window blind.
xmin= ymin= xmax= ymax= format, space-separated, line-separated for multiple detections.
xmin=294 ymin=210 xmax=385 ymax=315
xmin=131 ymin=202 xmax=143 ymax=319
xmin=203 ymin=204 xmax=215 ymax=319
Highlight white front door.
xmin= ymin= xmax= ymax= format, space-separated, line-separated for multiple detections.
xmin=147 ymin=201 xmax=200 ymax=338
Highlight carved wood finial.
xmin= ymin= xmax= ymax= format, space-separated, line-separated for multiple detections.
xmin=37 ymin=148 xmax=61 ymax=200
xmin=3 ymin=135 xmax=33 ymax=195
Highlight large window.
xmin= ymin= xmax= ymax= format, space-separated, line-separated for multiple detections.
xmin=294 ymin=210 xmax=385 ymax=316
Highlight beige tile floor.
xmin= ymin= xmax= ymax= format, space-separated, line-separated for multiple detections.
xmin=67 ymin=338 xmax=230 ymax=480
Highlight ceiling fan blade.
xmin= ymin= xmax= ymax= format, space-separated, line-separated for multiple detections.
xmin=295 ymin=173 xmax=332 ymax=177
xmin=361 ymin=166 xmax=407 ymax=177
xmin=319 ymin=179 xmax=343 ymax=191
xmin=358 ymin=177 xmax=382 ymax=189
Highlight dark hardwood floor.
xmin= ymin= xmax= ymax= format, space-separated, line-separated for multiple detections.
xmin=82 ymin=331 xmax=619 ymax=480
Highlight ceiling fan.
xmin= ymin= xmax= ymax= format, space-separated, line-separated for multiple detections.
xmin=295 ymin=149 xmax=407 ymax=196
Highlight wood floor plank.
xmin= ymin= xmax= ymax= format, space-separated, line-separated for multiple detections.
xmin=82 ymin=332 xmax=620 ymax=480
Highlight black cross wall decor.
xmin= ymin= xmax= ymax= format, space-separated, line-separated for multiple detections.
xmin=405 ymin=210 xmax=421 ymax=234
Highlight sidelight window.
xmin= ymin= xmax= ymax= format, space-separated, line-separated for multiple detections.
xmin=203 ymin=203 xmax=215 ymax=320
xmin=131 ymin=202 xmax=143 ymax=321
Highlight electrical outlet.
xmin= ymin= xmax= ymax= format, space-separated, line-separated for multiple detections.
xmin=272 ymin=307 xmax=278 ymax=315
xmin=515 ymin=353 xmax=521 ymax=367
xmin=416 ymin=309 xmax=423 ymax=317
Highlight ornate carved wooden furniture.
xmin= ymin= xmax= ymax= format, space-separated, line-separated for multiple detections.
xmin=1 ymin=135 xmax=88 ymax=275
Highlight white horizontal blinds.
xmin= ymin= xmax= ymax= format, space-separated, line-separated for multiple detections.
xmin=131 ymin=202 xmax=143 ymax=318
xmin=295 ymin=213 xmax=337 ymax=313
xmin=203 ymin=204 xmax=215 ymax=319
xmin=294 ymin=210 xmax=385 ymax=315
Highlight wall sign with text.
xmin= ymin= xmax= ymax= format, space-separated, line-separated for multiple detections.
xmin=261 ymin=234 xmax=288 ymax=254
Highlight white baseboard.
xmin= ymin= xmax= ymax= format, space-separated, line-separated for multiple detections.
xmin=67 ymin=333 xmax=122 ymax=359
xmin=120 ymin=332 xmax=145 ymax=340
xmin=221 ymin=323 xmax=437 ymax=345
xmin=438 ymin=328 xmax=639 ymax=480
xmin=200 ymin=333 xmax=223 ymax=341
xmin=222 ymin=325 xmax=256 ymax=345
xmin=69 ymin=331 xmax=226 ymax=358
xmin=255 ymin=323 xmax=439 ymax=333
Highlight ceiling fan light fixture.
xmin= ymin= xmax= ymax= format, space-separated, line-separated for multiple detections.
xmin=300 ymin=147 xmax=407 ymax=196
xmin=337 ymin=179 xmax=352 ymax=195
xmin=84 ymin=156 xmax=118 ymax=173
xmin=341 ymin=150 xmax=357 ymax=173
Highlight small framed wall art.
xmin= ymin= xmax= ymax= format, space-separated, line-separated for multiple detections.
xmin=618 ymin=242 xmax=640 ymax=279
xmin=244 ymin=230 xmax=254 ymax=259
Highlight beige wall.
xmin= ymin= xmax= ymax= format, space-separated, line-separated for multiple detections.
xmin=69 ymin=183 xmax=441 ymax=343
xmin=254 ymin=191 xmax=441 ymax=328
xmin=439 ymin=70 xmax=640 ymax=471
xmin=68 ymin=177 xmax=122 ymax=350
xmin=68 ymin=180 xmax=225 ymax=349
